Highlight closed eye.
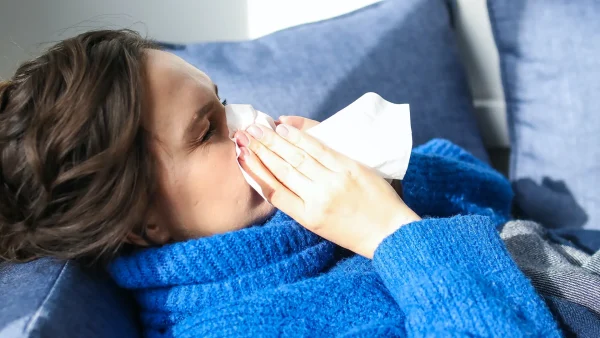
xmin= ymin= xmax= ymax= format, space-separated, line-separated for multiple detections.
xmin=201 ymin=123 xmax=217 ymax=143
xmin=186 ymin=97 xmax=226 ymax=152
xmin=186 ymin=121 xmax=217 ymax=152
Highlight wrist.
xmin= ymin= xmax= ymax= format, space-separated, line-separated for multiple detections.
xmin=384 ymin=205 xmax=421 ymax=238
xmin=363 ymin=205 xmax=421 ymax=259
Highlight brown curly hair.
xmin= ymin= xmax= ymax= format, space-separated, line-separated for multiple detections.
xmin=0 ymin=30 xmax=160 ymax=264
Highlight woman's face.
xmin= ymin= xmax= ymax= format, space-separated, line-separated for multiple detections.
xmin=138 ymin=49 xmax=275 ymax=244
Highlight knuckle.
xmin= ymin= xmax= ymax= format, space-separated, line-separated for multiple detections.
xmin=313 ymin=143 xmax=329 ymax=160
xmin=252 ymin=143 xmax=267 ymax=157
xmin=257 ymin=129 xmax=273 ymax=146
xmin=343 ymin=163 xmax=362 ymax=180
xmin=287 ymin=127 xmax=302 ymax=144
xmin=335 ymin=171 xmax=352 ymax=187
xmin=290 ymin=151 xmax=307 ymax=169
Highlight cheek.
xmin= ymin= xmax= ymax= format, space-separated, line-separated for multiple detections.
xmin=219 ymin=139 xmax=247 ymax=186
xmin=195 ymin=139 xmax=246 ymax=197
xmin=169 ymin=138 xmax=263 ymax=237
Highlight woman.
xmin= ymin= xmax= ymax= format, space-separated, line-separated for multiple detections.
xmin=0 ymin=30 xmax=559 ymax=336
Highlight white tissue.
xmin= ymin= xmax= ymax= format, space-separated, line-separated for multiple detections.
xmin=225 ymin=92 xmax=412 ymax=201
xmin=225 ymin=104 xmax=277 ymax=197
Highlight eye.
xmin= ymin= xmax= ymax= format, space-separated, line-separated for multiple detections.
xmin=187 ymin=122 xmax=217 ymax=152
xmin=200 ymin=123 xmax=217 ymax=143
xmin=221 ymin=98 xmax=228 ymax=106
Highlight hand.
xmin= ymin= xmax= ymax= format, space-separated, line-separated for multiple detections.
xmin=279 ymin=116 xmax=406 ymax=199
xmin=234 ymin=122 xmax=421 ymax=259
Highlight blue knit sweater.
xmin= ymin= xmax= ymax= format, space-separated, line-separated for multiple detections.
xmin=109 ymin=139 xmax=560 ymax=337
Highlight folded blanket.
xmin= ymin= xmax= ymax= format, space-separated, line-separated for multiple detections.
xmin=501 ymin=220 xmax=600 ymax=336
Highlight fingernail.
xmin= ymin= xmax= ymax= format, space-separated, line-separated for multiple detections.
xmin=276 ymin=124 xmax=289 ymax=137
xmin=239 ymin=146 xmax=249 ymax=160
xmin=246 ymin=125 xmax=263 ymax=139
xmin=235 ymin=132 xmax=249 ymax=147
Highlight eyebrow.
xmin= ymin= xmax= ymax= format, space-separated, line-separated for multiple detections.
xmin=184 ymin=100 xmax=216 ymax=141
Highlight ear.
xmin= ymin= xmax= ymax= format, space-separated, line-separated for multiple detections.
xmin=125 ymin=209 xmax=172 ymax=247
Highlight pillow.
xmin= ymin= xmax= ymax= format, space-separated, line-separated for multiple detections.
xmin=0 ymin=259 xmax=140 ymax=338
xmin=488 ymin=0 xmax=600 ymax=229
xmin=162 ymin=0 xmax=488 ymax=161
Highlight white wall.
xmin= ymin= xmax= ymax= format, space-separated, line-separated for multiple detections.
xmin=0 ymin=0 xmax=508 ymax=147
xmin=246 ymin=0 xmax=380 ymax=38
xmin=0 ymin=0 xmax=250 ymax=79
xmin=0 ymin=0 xmax=380 ymax=79
xmin=454 ymin=0 xmax=508 ymax=148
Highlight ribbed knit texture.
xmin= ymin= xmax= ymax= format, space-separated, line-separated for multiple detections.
xmin=109 ymin=139 xmax=559 ymax=337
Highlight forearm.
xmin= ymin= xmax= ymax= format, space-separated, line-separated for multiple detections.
xmin=373 ymin=215 xmax=560 ymax=337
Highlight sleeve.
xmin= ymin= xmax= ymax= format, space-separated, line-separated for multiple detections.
xmin=403 ymin=139 xmax=513 ymax=225
xmin=372 ymin=215 xmax=561 ymax=337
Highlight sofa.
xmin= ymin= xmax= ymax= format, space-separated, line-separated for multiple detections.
xmin=1 ymin=0 xmax=599 ymax=337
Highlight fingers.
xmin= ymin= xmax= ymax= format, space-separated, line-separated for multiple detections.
xmin=278 ymin=116 xmax=319 ymax=131
xmin=237 ymin=146 xmax=305 ymax=217
xmin=236 ymin=129 xmax=314 ymax=198
xmin=274 ymin=123 xmax=344 ymax=172
xmin=244 ymin=124 xmax=330 ymax=180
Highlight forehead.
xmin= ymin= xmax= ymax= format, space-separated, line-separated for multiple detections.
xmin=143 ymin=49 xmax=215 ymax=145
xmin=144 ymin=49 xmax=214 ymax=98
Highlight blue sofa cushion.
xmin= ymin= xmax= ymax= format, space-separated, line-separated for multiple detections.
xmin=488 ymin=0 xmax=600 ymax=229
xmin=163 ymin=0 xmax=488 ymax=161
xmin=0 ymin=259 xmax=140 ymax=338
